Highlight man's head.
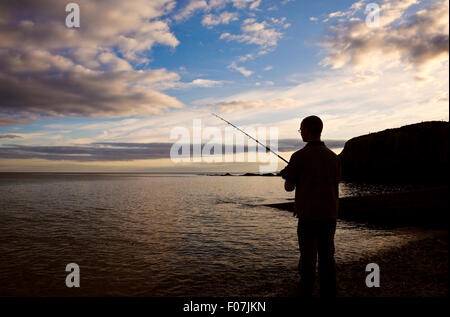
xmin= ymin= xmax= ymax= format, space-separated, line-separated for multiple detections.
xmin=300 ymin=115 xmax=323 ymax=142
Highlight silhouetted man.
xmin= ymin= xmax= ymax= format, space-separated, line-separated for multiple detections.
xmin=280 ymin=115 xmax=341 ymax=297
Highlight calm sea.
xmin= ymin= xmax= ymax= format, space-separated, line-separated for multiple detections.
xmin=0 ymin=173 xmax=435 ymax=296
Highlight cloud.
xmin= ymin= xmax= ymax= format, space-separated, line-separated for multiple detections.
xmin=204 ymin=97 xmax=297 ymax=112
xmin=0 ymin=143 xmax=174 ymax=161
xmin=0 ymin=139 xmax=346 ymax=162
xmin=220 ymin=18 xmax=284 ymax=49
xmin=0 ymin=55 xmax=184 ymax=122
xmin=0 ymin=0 xmax=179 ymax=61
xmin=0 ymin=0 xmax=185 ymax=125
xmin=320 ymin=0 xmax=449 ymax=80
xmin=323 ymin=0 xmax=366 ymax=22
xmin=0 ymin=134 xmax=21 ymax=139
xmin=228 ymin=62 xmax=254 ymax=76
xmin=278 ymin=139 xmax=346 ymax=152
xmin=238 ymin=53 xmax=255 ymax=62
xmin=249 ymin=0 xmax=262 ymax=10
xmin=196 ymin=61 xmax=448 ymax=139
xmin=202 ymin=11 xmax=239 ymax=27
xmin=4 ymin=60 xmax=447 ymax=151
xmin=175 ymin=0 xmax=261 ymax=21
xmin=174 ymin=0 xmax=208 ymax=21
xmin=168 ymin=78 xmax=229 ymax=89
xmin=231 ymin=0 xmax=262 ymax=10
xmin=189 ymin=79 xmax=228 ymax=87
xmin=270 ymin=17 xmax=291 ymax=28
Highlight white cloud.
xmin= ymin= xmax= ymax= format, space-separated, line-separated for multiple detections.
xmin=0 ymin=0 xmax=185 ymax=125
xmin=165 ymin=78 xmax=229 ymax=89
xmin=175 ymin=0 xmax=261 ymax=21
xmin=220 ymin=19 xmax=284 ymax=50
xmin=270 ymin=17 xmax=291 ymax=28
xmin=198 ymin=64 xmax=448 ymax=139
xmin=249 ymin=0 xmax=262 ymax=10
xmin=174 ymin=0 xmax=208 ymax=21
xmin=232 ymin=0 xmax=262 ymax=10
xmin=238 ymin=53 xmax=255 ymax=62
xmin=189 ymin=79 xmax=228 ymax=87
xmin=202 ymin=11 xmax=239 ymax=27
xmin=321 ymin=0 xmax=449 ymax=81
xmin=12 ymin=62 xmax=448 ymax=148
xmin=323 ymin=0 xmax=366 ymax=22
xmin=228 ymin=62 xmax=254 ymax=76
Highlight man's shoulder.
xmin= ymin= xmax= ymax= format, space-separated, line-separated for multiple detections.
xmin=302 ymin=144 xmax=339 ymax=158
xmin=322 ymin=145 xmax=339 ymax=156
xmin=291 ymin=143 xmax=338 ymax=159
xmin=290 ymin=148 xmax=305 ymax=160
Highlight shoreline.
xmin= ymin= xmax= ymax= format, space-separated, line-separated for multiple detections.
xmin=242 ymin=232 xmax=449 ymax=297
xmin=238 ymin=230 xmax=449 ymax=297
xmin=315 ymin=232 xmax=448 ymax=297
xmin=262 ymin=187 xmax=449 ymax=296
xmin=264 ymin=186 xmax=449 ymax=227
xmin=334 ymin=232 xmax=449 ymax=297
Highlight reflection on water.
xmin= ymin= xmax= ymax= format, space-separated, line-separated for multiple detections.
xmin=0 ymin=173 xmax=439 ymax=296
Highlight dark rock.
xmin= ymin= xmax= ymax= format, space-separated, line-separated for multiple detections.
xmin=241 ymin=172 xmax=277 ymax=176
xmin=264 ymin=186 xmax=449 ymax=227
xmin=339 ymin=121 xmax=449 ymax=184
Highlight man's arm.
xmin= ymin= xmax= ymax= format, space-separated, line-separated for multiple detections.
xmin=280 ymin=153 xmax=298 ymax=192
xmin=284 ymin=180 xmax=295 ymax=192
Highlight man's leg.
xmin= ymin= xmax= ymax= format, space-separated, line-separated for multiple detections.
xmin=317 ymin=220 xmax=337 ymax=298
xmin=297 ymin=220 xmax=318 ymax=297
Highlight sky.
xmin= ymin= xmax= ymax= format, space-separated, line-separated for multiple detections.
xmin=0 ymin=0 xmax=448 ymax=172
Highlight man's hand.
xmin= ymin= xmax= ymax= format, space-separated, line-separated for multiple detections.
xmin=284 ymin=180 xmax=295 ymax=192
xmin=279 ymin=167 xmax=287 ymax=179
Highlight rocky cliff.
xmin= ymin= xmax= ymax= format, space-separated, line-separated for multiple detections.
xmin=339 ymin=121 xmax=449 ymax=184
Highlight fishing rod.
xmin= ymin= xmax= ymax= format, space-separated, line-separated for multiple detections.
xmin=212 ymin=113 xmax=289 ymax=164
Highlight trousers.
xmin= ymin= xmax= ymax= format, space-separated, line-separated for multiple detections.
xmin=297 ymin=219 xmax=337 ymax=297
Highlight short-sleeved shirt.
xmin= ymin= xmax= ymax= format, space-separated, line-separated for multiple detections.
xmin=282 ymin=141 xmax=341 ymax=221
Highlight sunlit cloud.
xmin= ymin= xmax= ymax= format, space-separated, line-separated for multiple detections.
xmin=0 ymin=0 xmax=185 ymax=125
xmin=174 ymin=0 xmax=261 ymax=22
xmin=0 ymin=134 xmax=21 ymax=139
xmin=0 ymin=0 xmax=447 ymax=172
xmin=198 ymin=64 xmax=448 ymax=138
xmin=220 ymin=18 xmax=285 ymax=50
xmin=320 ymin=0 xmax=449 ymax=80
xmin=0 ymin=139 xmax=345 ymax=162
